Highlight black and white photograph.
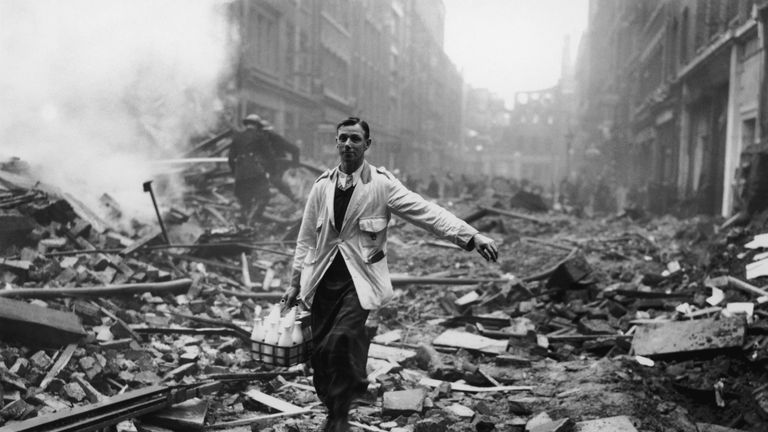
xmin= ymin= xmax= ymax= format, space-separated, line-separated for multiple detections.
xmin=1 ymin=0 xmax=768 ymax=431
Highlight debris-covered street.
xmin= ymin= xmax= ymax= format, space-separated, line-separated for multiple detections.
xmin=3 ymin=160 xmax=768 ymax=431
xmin=5 ymin=0 xmax=768 ymax=431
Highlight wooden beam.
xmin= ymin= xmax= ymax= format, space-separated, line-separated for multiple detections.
xmin=709 ymin=276 xmax=768 ymax=298
xmin=479 ymin=206 xmax=546 ymax=224
xmin=244 ymin=390 xmax=303 ymax=413
xmin=0 ymin=279 xmax=192 ymax=299
xmin=0 ymin=298 xmax=86 ymax=347
xmin=418 ymin=377 xmax=534 ymax=393
xmin=206 ymin=409 xmax=311 ymax=429
xmin=39 ymin=343 xmax=77 ymax=391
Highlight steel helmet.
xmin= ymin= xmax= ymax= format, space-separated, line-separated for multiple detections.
xmin=243 ymin=114 xmax=263 ymax=126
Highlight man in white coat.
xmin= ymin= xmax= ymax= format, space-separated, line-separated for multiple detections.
xmin=282 ymin=117 xmax=498 ymax=431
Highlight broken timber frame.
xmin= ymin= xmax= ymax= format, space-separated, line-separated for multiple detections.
xmin=0 ymin=279 xmax=192 ymax=299
xmin=0 ymin=382 xmax=221 ymax=432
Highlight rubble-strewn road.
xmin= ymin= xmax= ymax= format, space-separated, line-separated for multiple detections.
xmin=2 ymin=164 xmax=768 ymax=432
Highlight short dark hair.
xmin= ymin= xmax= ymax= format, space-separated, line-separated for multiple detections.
xmin=336 ymin=117 xmax=370 ymax=140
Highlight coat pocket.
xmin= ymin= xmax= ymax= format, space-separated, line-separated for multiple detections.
xmin=358 ymin=216 xmax=388 ymax=247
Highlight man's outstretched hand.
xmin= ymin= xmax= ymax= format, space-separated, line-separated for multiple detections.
xmin=473 ymin=233 xmax=499 ymax=262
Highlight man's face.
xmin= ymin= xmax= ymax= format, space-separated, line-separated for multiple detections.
xmin=336 ymin=124 xmax=369 ymax=165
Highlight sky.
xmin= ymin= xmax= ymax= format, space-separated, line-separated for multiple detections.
xmin=444 ymin=0 xmax=589 ymax=106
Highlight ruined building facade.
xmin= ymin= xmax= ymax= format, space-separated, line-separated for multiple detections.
xmin=577 ymin=0 xmax=766 ymax=216
xmin=225 ymin=0 xmax=463 ymax=174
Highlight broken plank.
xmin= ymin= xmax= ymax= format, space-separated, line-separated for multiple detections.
xmin=631 ymin=317 xmax=745 ymax=357
xmin=215 ymin=290 xmax=283 ymax=301
xmin=547 ymin=334 xmax=632 ymax=342
xmin=244 ymin=389 xmax=303 ymax=413
xmin=349 ymin=421 xmax=388 ymax=432
xmin=367 ymin=359 xmax=400 ymax=382
xmin=419 ymin=377 xmax=533 ymax=393
xmin=72 ymin=373 xmax=106 ymax=403
xmin=62 ymin=192 xmax=114 ymax=233
xmin=39 ymin=343 xmax=77 ymax=391
xmin=709 ymin=276 xmax=768 ymax=298
xmin=390 ymin=276 xmax=508 ymax=287
xmin=575 ymin=415 xmax=638 ymax=432
xmin=432 ymin=329 xmax=508 ymax=355
xmin=0 ymin=259 xmax=32 ymax=271
xmin=0 ymin=297 xmax=86 ymax=347
xmin=120 ymin=228 xmax=162 ymax=256
xmin=0 ymin=279 xmax=192 ymax=299
xmin=206 ymin=409 xmax=311 ymax=429
xmin=368 ymin=343 xmax=417 ymax=363
xmin=241 ymin=253 xmax=255 ymax=289
xmin=372 ymin=329 xmax=402 ymax=345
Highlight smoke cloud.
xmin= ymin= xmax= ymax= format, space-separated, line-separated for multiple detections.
xmin=0 ymin=0 xmax=232 ymax=226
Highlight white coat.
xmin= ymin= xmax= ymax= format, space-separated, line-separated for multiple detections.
xmin=290 ymin=161 xmax=479 ymax=310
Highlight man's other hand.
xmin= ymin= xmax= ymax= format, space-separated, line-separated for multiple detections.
xmin=473 ymin=233 xmax=498 ymax=262
xmin=281 ymin=286 xmax=300 ymax=313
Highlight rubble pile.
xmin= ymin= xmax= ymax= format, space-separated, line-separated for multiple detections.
xmin=2 ymin=164 xmax=768 ymax=431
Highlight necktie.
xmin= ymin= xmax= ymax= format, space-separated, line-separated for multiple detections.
xmin=340 ymin=174 xmax=352 ymax=191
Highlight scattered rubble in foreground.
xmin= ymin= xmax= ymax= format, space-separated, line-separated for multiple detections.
xmin=3 ymin=163 xmax=768 ymax=432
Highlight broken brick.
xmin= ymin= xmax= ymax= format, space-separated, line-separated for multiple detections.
xmin=383 ymin=388 xmax=427 ymax=417
xmin=632 ymin=317 xmax=745 ymax=357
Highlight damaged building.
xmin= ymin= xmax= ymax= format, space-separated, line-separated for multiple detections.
xmin=226 ymin=0 xmax=464 ymax=175
xmin=576 ymin=0 xmax=767 ymax=217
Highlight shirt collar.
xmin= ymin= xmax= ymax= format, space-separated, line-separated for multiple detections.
xmin=336 ymin=163 xmax=363 ymax=188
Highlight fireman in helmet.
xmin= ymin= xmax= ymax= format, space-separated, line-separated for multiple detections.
xmin=228 ymin=114 xmax=301 ymax=224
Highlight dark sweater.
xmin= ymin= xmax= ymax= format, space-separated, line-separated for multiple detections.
xmin=324 ymin=185 xmax=355 ymax=286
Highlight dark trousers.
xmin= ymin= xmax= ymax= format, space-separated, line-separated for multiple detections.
xmin=310 ymin=281 xmax=370 ymax=419
xmin=234 ymin=176 xmax=269 ymax=222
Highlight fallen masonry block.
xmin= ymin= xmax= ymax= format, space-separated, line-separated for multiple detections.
xmin=414 ymin=417 xmax=452 ymax=432
xmin=444 ymin=403 xmax=474 ymax=418
xmin=382 ymin=388 xmax=427 ymax=417
xmin=577 ymin=318 xmax=616 ymax=335
xmin=574 ymin=415 xmax=638 ymax=431
xmin=368 ymin=343 xmax=417 ymax=363
xmin=432 ymin=329 xmax=508 ymax=355
xmin=631 ymin=317 xmax=745 ymax=357
xmin=0 ymin=398 xmax=35 ymax=421
xmin=529 ymin=418 xmax=574 ymax=432
xmin=0 ymin=297 xmax=86 ymax=347
xmin=526 ymin=412 xmax=553 ymax=431
xmin=546 ymin=254 xmax=594 ymax=290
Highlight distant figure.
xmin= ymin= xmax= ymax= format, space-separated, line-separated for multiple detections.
xmin=444 ymin=173 xmax=458 ymax=198
xmin=228 ymin=114 xmax=300 ymax=224
xmin=425 ymin=174 xmax=440 ymax=198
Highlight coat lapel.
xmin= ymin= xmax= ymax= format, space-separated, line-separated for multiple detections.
xmin=325 ymin=167 xmax=337 ymax=231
